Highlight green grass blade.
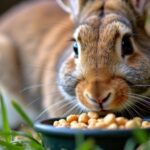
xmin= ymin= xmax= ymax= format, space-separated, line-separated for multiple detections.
xmin=18 ymin=141 xmax=45 ymax=150
xmin=75 ymin=134 xmax=85 ymax=148
xmin=124 ymin=138 xmax=136 ymax=150
xmin=11 ymin=100 xmax=33 ymax=128
xmin=132 ymin=129 xmax=149 ymax=144
xmin=0 ymin=95 xmax=11 ymax=142
xmin=0 ymin=131 xmax=41 ymax=145
xmin=0 ymin=140 xmax=23 ymax=150
xmin=76 ymin=138 xmax=102 ymax=150
xmin=0 ymin=131 xmax=45 ymax=150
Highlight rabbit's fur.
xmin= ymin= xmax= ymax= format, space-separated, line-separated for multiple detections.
xmin=0 ymin=0 xmax=150 ymax=127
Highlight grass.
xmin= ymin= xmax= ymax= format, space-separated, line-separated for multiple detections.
xmin=0 ymin=95 xmax=45 ymax=150
xmin=0 ymin=95 xmax=11 ymax=143
xmin=0 ymin=95 xmax=150 ymax=150
xmin=0 ymin=95 xmax=102 ymax=150
xmin=11 ymin=100 xmax=33 ymax=128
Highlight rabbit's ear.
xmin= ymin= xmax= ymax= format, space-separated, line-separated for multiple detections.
xmin=57 ymin=0 xmax=88 ymax=18
xmin=130 ymin=0 xmax=149 ymax=14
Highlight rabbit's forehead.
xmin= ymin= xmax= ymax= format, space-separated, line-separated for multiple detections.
xmin=74 ymin=14 xmax=130 ymax=54
xmin=73 ymin=14 xmax=131 ymax=72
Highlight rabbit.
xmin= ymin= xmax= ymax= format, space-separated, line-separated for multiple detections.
xmin=0 ymin=0 xmax=150 ymax=127
xmin=0 ymin=0 xmax=73 ymax=127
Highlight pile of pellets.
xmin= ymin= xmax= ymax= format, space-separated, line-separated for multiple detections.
xmin=53 ymin=112 xmax=150 ymax=129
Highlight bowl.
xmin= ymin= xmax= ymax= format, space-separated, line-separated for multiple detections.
xmin=34 ymin=118 xmax=150 ymax=150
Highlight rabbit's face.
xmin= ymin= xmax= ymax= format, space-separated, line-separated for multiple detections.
xmin=58 ymin=0 xmax=150 ymax=114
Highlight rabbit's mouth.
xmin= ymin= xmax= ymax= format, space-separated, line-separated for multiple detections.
xmin=74 ymin=76 xmax=131 ymax=114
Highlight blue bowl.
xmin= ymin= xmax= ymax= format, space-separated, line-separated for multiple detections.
xmin=34 ymin=118 xmax=150 ymax=150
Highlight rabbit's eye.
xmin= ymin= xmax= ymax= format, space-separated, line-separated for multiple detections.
xmin=121 ymin=34 xmax=133 ymax=58
xmin=73 ymin=42 xmax=79 ymax=58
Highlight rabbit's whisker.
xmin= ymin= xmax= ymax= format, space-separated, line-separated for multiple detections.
xmin=120 ymin=96 xmax=138 ymax=117
xmin=128 ymin=95 xmax=150 ymax=114
xmin=131 ymin=105 xmax=143 ymax=118
xmin=62 ymin=102 xmax=80 ymax=117
xmin=51 ymin=99 xmax=77 ymax=117
xmin=124 ymin=107 xmax=134 ymax=118
xmin=27 ymin=90 xmax=61 ymax=106
xmin=128 ymin=95 xmax=150 ymax=105
xmin=34 ymin=99 xmax=68 ymax=121
xmin=77 ymin=108 xmax=84 ymax=115
xmin=127 ymin=94 xmax=150 ymax=115
xmin=132 ymin=84 xmax=150 ymax=87
xmin=126 ymin=104 xmax=140 ymax=117
xmin=35 ymin=100 xmax=75 ymax=121
xmin=128 ymin=93 xmax=150 ymax=103
xmin=20 ymin=83 xmax=51 ymax=93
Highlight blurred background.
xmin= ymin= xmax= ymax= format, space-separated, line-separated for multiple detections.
xmin=0 ymin=0 xmax=25 ymax=15
xmin=0 ymin=0 xmax=149 ymax=33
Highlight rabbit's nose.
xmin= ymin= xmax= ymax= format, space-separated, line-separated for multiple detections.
xmin=85 ymin=92 xmax=111 ymax=105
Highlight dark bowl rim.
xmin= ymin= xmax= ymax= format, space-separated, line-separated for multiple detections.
xmin=34 ymin=118 xmax=150 ymax=137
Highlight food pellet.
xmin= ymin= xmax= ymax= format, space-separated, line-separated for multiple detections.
xmin=107 ymin=123 xmax=118 ymax=129
xmin=116 ymin=117 xmax=127 ymax=126
xmin=125 ymin=120 xmax=140 ymax=129
xmin=95 ymin=122 xmax=106 ymax=128
xmin=67 ymin=114 xmax=78 ymax=123
xmin=103 ymin=113 xmax=116 ymax=125
xmin=53 ymin=112 xmax=150 ymax=130
xmin=142 ymin=121 xmax=150 ymax=128
xmin=88 ymin=111 xmax=99 ymax=119
xmin=88 ymin=118 xmax=97 ymax=124
xmin=88 ymin=122 xmax=96 ymax=129
xmin=78 ymin=113 xmax=89 ymax=123
xmin=53 ymin=121 xmax=59 ymax=127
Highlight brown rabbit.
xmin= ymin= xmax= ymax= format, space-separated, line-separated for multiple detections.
xmin=0 ymin=0 xmax=150 ymax=127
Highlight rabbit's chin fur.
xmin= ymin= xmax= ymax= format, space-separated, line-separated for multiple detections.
xmin=0 ymin=0 xmax=150 ymax=127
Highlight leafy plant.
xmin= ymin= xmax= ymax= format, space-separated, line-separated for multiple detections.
xmin=0 ymin=95 xmax=11 ymax=142
xmin=11 ymin=100 xmax=33 ymax=128
xmin=75 ymin=134 xmax=102 ymax=150
xmin=0 ymin=95 xmax=150 ymax=150
xmin=0 ymin=95 xmax=45 ymax=150
xmin=133 ymin=129 xmax=150 ymax=150
xmin=76 ymin=138 xmax=102 ymax=150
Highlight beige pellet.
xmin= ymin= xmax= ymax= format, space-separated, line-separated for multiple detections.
xmin=53 ymin=121 xmax=59 ymax=126
xmin=70 ymin=123 xmax=82 ymax=129
xmin=87 ymin=111 xmax=99 ymax=119
xmin=97 ymin=118 xmax=104 ymax=123
xmin=142 ymin=121 xmax=150 ymax=128
xmin=88 ymin=122 xmax=96 ymax=129
xmin=119 ymin=125 xmax=125 ymax=129
xmin=133 ymin=117 xmax=142 ymax=127
xmin=88 ymin=118 xmax=97 ymax=124
xmin=78 ymin=113 xmax=89 ymax=123
xmin=78 ymin=123 xmax=87 ymax=128
xmin=60 ymin=122 xmax=69 ymax=127
xmin=104 ymin=113 xmax=116 ymax=125
xmin=95 ymin=122 xmax=106 ymax=129
xmin=67 ymin=114 xmax=78 ymax=123
xmin=59 ymin=119 xmax=66 ymax=123
xmin=125 ymin=120 xmax=141 ymax=129
xmin=134 ymin=117 xmax=142 ymax=123
xmin=70 ymin=121 xmax=78 ymax=126
xmin=116 ymin=117 xmax=127 ymax=126
xmin=107 ymin=123 xmax=118 ymax=129
xmin=53 ymin=112 xmax=150 ymax=130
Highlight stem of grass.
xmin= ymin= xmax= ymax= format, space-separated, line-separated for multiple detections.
xmin=0 ymin=95 xmax=11 ymax=142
